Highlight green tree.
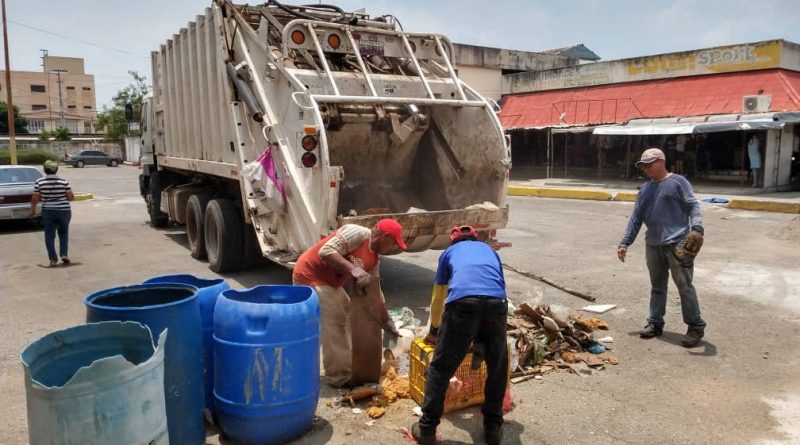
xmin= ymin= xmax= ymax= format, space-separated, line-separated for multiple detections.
xmin=95 ymin=70 xmax=148 ymax=140
xmin=53 ymin=127 xmax=71 ymax=141
xmin=0 ymin=101 xmax=29 ymax=134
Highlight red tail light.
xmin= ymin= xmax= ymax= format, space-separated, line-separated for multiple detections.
xmin=301 ymin=152 xmax=317 ymax=168
xmin=301 ymin=135 xmax=318 ymax=151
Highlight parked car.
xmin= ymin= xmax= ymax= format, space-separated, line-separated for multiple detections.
xmin=0 ymin=165 xmax=42 ymax=221
xmin=64 ymin=150 xmax=122 ymax=168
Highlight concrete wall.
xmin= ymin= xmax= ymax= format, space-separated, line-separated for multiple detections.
xmin=504 ymin=39 xmax=799 ymax=94
xmin=454 ymin=43 xmax=575 ymax=71
xmin=43 ymin=56 xmax=85 ymax=75
xmin=0 ymin=140 xmax=122 ymax=159
xmin=457 ymin=65 xmax=503 ymax=100
xmin=774 ymin=124 xmax=795 ymax=189
xmin=0 ymin=68 xmax=97 ymax=134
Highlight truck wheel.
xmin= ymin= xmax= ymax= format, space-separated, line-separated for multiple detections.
xmin=148 ymin=171 xmax=169 ymax=228
xmin=204 ymin=199 xmax=243 ymax=273
xmin=186 ymin=193 xmax=212 ymax=260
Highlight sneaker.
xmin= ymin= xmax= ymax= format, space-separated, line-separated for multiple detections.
xmin=48 ymin=260 xmax=58 ymax=267
xmin=681 ymin=328 xmax=705 ymax=347
xmin=61 ymin=257 xmax=71 ymax=265
xmin=411 ymin=422 xmax=436 ymax=445
xmin=638 ymin=323 xmax=663 ymax=338
xmin=485 ymin=425 xmax=504 ymax=445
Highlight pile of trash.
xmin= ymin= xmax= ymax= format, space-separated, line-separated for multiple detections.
xmin=339 ymin=349 xmax=412 ymax=419
xmin=507 ymin=303 xmax=619 ymax=383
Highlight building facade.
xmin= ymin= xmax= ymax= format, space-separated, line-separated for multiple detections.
xmin=0 ymin=56 xmax=97 ymax=135
xmin=499 ymin=40 xmax=800 ymax=191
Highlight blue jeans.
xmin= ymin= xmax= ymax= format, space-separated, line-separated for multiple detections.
xmin=645 ymin=244 xmax=706 ymax=330
xmin=42 ymin=209 xmax=71 ymax=262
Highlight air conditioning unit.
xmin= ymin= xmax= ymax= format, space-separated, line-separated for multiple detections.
xmin=742 ymin=95 xmax=771 ymax=113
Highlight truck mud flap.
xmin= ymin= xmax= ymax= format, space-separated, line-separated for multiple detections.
xmin=338 ymin=206 xmax=508 ymax=252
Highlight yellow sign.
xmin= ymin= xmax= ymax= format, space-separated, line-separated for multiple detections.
xmin=627 ymin=40 xmax=781 ymax=77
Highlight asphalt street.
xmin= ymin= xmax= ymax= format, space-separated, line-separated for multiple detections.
xmin=1 ymin=165 xmax=798 ymax=444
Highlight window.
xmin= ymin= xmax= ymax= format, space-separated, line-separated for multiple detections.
xmin=83 ymin=105 xmax=92 ymax=109
xmin=27 ymin=120 xmax=45 ymax=133
xmin=82 ymin=87 xmax=91 ymax=91
xmin=30 ymin=84 xmax=46 ymax=93
xmin=0 ymin=167 xmax=42 ymax=183
xmin=68 ymin=105 xmax=77 ymax=109
xmin=84 ymin=122 xmax=93 ymax=133
xmin=65 ymin=121 xmax=79 ymax=133
xmin=66 ymin=86 xmax=75 ymax=90
xmin=89 ymin=151 xmax=106 ymax=157
xmin=32 ymin=104 xmax=47 ymax=111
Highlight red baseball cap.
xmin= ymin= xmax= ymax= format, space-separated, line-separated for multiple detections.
xmin=376 ymin=219 xmax=407 ymax=251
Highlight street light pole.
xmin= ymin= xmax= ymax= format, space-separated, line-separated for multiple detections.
xmin=1 ymin=0 xmax=17 ymax=165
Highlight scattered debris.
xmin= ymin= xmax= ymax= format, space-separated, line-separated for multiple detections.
xmin=367 ymin=406 xmax=386 ymax=419
xmin=507 ymin=303 xmax=619 ymax=381
xmin=503 ymin=263 xmax=597 ymax=302
xmin=351 ymin=408 xmax=363 ymax=415
xmin=365 ymin=420 xmax=376 ymax=427
xmin=342 ymin=384 xmax=381 ymax=407
xmin=412 ymin=406 xmax=423 ymax=417
xmin=569 ymin=314 xmax=609 ymax=332
xmin=597 ymin=336 xmax=614 ymax=343
xmin=581 ymin=304 xmax=617 ymax=314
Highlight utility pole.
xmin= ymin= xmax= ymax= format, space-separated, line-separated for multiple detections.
xmin=2 ymin=0 xmax=17 ymax=165
xmin=55 ymin=70 xmax=65 ymax=128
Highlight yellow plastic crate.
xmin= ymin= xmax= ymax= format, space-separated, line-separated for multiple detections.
xmin=409 ymin=337 xmax=488 ymax=413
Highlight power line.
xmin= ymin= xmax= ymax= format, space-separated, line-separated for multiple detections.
xmin=8 ymin=20 xmax=149 ymax=59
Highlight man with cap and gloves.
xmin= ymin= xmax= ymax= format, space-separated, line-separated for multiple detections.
xmin=412 ymin=225 xmax=508 ymax=445
xmin=293 ymin=219 xmax=406 ymax=387
xmin=617 ymin=148 xmax=707 ymax=347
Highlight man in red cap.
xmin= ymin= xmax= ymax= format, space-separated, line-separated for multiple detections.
xmin=293 ymin=219 xmax=406 ymax=387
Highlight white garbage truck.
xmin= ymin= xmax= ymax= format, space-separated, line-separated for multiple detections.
xmin=139 ymin=0 xmax=510 ymax=272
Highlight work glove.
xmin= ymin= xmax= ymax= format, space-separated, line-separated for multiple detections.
xmin=684 ymin=229 xmax=704 ymax=254
xmin=423 ymin=326 xmax=438 ymax=345
xmin=350 ymin=266 xmax=371 ymax=290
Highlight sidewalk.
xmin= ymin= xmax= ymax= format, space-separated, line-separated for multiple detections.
xmin=509 ymin=178 xmax=800 ymax=213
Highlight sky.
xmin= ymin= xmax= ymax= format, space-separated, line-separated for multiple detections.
xmin=4 ymin=0 xmax=800 ymax=110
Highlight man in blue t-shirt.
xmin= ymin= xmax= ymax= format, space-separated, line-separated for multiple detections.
xmin=411 ymin=226 xmax=507 ymax=445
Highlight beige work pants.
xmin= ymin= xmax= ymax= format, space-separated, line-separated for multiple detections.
xmin=306 ymin=284 xmax=352 ymax=387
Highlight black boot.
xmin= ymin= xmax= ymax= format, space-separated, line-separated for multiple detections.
xmin=681 ymin=328 xmax=704 ymax=347
xmin=638 ymin=323 xmax=663 ymax=338
xmin=485 ymin=424 xmax=504 ymax=445
xmin=411 ymin=421 xmax=436 ymax=445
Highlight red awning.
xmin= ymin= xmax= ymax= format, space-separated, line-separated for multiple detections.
xmin=499 ymin=68 xmax=800 ymax=129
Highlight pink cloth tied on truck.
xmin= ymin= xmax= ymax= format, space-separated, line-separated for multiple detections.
xmin=256 ymin=146 xmax=286 ymax=212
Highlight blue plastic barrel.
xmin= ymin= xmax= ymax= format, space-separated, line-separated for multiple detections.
xmin=85 ymin=284 xmax=205 ymax=445
xmin=214 ymin=285 xmax=320 ymax=445
xmin=143 ymin=274 xmax=229 ymax=415
xmin=21 ymin=321 xmax=168 ymax=445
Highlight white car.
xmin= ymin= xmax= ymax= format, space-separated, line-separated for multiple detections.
xmin=0 ymin=165 xmax=42 ymax=221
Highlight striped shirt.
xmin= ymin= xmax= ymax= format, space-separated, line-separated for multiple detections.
xmin=34 ymin=175 xmax=71 ymax=210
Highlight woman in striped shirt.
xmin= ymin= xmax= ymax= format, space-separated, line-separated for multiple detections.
xmin=29 ymin=160 xmax=75 ymax=267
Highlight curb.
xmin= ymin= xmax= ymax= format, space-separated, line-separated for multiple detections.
xmin=73 ymin=193 xmax=93 ymax=202
xmin=507 ymin=186 xmax=612 ymax=201
xmin=726 ymin=199 xmax=800 ymax=214
xmin=613 ymin=192 xmax=638 ymax=202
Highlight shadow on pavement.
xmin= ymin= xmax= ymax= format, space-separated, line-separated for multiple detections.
xmin=626 ymin=330 xmax=718 ymax=357
xmin=448 ymin=413 xmax=525 ymax=445
xmin=0 ymin=219 xmax=41 ymax=234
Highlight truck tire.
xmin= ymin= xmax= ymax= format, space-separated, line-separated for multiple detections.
xmin=147 ymin=172 xmax=170 ymax=228
xmin=204 ymin=199 xmax=243 ymax=273
xmin=186 ymin=193 xmax=212 ymax=260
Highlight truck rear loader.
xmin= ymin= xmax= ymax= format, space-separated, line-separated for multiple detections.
xmin=139 ymin=0 xmax=510 ymax=272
